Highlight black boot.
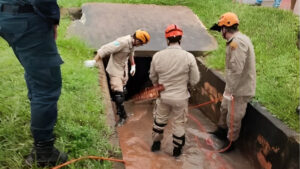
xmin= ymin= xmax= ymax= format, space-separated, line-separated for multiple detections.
xmin=209 ymin=127 xmax=228 ymax=140
xmin=173 ymin=146 xmax=182 ymax=157
xmin=172 ymin=134 xmax=185 ymax=157
xmin=117 ymin=107 xmax=127 ymax=126
xmin=151 ymin=141 xmax=161 ymax=152
xmin=25 ymin=138 xmax=68 ymax=167
xmin=114 ymin=91 xmax=127 ymax=126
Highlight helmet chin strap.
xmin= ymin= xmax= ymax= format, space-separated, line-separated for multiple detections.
xmin=221 ymin=27 xmax=227 ymax=39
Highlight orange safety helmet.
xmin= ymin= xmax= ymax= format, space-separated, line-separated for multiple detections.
xmin=135 ymin=30 xmax=151 ymax=44
xmin=165 ymin=24 xmax=183 ymax=38
xmin=210 ymin=12 xmax=239 ymax=31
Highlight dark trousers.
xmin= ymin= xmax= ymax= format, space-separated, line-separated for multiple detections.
xmin=0 ymin=5 xmax=63 ymax=142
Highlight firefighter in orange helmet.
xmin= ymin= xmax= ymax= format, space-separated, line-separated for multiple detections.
xmin=150 ymin=24 xmax=200 ymax=157
xmin=85 ymin=30 xmax=150 ymax=126
xmin=210 ymin=12 xmax=256 ymax=152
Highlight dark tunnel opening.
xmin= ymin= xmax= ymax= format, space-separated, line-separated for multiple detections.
xmin=102 ymin=56 xmax=153 ymax=100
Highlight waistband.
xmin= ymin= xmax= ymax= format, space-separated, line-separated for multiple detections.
xmin=0 ymin=4 xmax=34 ymax=14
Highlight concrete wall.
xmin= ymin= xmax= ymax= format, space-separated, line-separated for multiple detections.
xmin=102 ymin=54 xmax=299 ymax=168
xmin=189 ymin=58 xmax=299 ymax=169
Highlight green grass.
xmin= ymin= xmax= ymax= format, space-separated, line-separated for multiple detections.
xmin=0 ymin=0 xmax=299 ymax=168
xmin=0 ymin=15 xmax=118 ymax=169
xmin=58 ymin=0 xmax=299 ymax=131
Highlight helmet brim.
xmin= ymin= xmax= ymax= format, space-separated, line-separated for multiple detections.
xmin=210 ymin=23 xmax=221 ymax=32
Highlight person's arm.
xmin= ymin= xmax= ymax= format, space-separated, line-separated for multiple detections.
xmin=188 ymin=54 xmax=200 ymax=86
xmin=32 ymin=0 xmax=60 ymax=25
xmin=31 ymin=0 xmax=60 ymax=40
xmin=84 ymin=40 xmax=124 ymax=67
xmin=224 ymin=39 xmax=248 ymax=96
xmin=53 ymin=24 xmax=58 ymax=40
xmin=129 ymin=52 xmax=136 ymax=76
xmin=96 ymin=40 xmax=124 ymax=60
xmin=149 ymin=55 xmax=158 ymax=86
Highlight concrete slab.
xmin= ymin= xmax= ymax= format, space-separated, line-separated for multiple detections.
xmin=67 ymin=3 xmax=218 ymax=54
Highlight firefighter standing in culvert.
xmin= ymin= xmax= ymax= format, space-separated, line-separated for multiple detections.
xmin=210 ymin=12 xmax=256 ymax=152
xmin=149 ymin=24 xmax=200 ymax=157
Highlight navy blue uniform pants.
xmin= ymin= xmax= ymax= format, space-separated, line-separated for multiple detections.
xmin=0 ymin=4 xmax=63 ymax=142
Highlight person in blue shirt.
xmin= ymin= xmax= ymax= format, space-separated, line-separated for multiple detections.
xmin=254 ymin=0 xmax=282 ymax=8
xmin=0 ymin=0 xmax=67 ymax=167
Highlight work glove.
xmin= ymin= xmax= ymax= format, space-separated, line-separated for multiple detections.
xmin=84 ymin=60 xmax=96 ymax=68
xmin=130 ymin=64 xmax=136 ymax=76
xmin=223 ymin=92 xmax=233 ymax=101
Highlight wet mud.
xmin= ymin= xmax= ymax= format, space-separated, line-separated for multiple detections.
xmin=115 ymin=100 xmax=259 ymax=169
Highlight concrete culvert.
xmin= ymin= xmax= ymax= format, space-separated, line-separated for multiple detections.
xmin=101 ymin=54 xmax=270 ymax=169
xmin=103 ymin=56 xmax=299 ymax=169
xmin=69 ymin=3 xmax=299 ymax=169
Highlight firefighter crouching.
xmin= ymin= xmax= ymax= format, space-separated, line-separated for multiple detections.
xmin=85 ymin=30 xmax=150 ymax=126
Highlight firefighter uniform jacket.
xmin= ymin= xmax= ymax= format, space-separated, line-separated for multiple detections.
xmin=150 ymin=44 xmax=200 ymax=100
xmin=97 ymin=35 xmax=134 ymax=78
xmin=225 ymin=32 xmax=256 ymax=96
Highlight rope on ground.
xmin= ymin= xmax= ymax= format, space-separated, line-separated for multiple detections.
xmin=51 ymin=156 xmax=125 ymax=169
xmin=188 ymin=97 xmax=235 ymax=153
xmin=188 ymin=97 xmax=222 ymax=109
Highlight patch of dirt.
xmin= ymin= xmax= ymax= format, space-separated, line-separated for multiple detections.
xmin=60 ymin=7 xmax=82 ymax=20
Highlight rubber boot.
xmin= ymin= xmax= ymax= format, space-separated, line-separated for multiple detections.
xmin=172 ymin=134 xmax=185 ymax=157
xmin=114 ymin=91 xmax=127 ymax=126
xmin=151 ymin=141 xmax=161 ymax=152
xmin=25 ymin=138 xmax=68 ymax=167
xmin=209 ymin=127 xmax=228 ymax=141
xmin=117 ymin=105 xmax=127 ymax=126
xmin=173 ymin=146 xmax=182 ymax=157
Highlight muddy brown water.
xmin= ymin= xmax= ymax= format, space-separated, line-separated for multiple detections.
xmin=114 ymin=100 xmax=258 ymax=169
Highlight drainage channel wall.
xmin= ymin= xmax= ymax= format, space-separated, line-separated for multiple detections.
xmin=100 ymin=55 xmax=299 ymax=169
xmin=97 ymin=59 xmax=125 ymax=169
xmin=189 ymin=58 xmax=300 ymax=169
